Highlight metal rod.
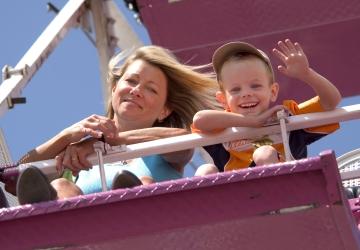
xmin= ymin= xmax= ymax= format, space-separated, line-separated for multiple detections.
xmin=94 ymin=142 xmax=107 ymax=192
xmin=277 ymin=110 xmax=293 ymax=161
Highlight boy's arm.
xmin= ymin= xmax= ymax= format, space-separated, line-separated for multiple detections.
xmin=273 ymin=39 xmax=341 ymax=111
xmin=295 ymin=68 xmax=341 ymax=110
xmin=193 ymin=105 xmax=284 ymax=132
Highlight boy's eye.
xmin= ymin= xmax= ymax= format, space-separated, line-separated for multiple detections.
xmin=230 ymin=87 xmax=241 ymax=93
xmin=251 ymin=84 xmax=262 ymax=89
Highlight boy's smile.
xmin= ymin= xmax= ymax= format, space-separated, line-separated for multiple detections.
xmin=238 ymin=101 xmax=260 ymax=115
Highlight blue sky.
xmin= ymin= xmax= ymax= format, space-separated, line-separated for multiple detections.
xmin=0 ymin=0 xmax=359 ymax=164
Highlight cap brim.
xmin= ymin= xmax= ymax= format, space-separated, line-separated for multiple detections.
xmin=212 ymin=42 xmax=270 ymax=75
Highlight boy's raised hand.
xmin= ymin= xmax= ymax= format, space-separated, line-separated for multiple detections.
xmin=272 ymin=39 xmax=310 ymax=80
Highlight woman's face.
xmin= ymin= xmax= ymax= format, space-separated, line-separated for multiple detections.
xmin=112 ymin=59 xmax=170 ymax=128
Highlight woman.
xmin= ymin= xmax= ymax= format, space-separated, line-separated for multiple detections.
xmin=15 ymin=45 xmax=219 ymax=204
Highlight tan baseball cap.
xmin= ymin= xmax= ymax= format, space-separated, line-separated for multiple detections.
xmin=212 ymin=41 xmax=274 ymax=78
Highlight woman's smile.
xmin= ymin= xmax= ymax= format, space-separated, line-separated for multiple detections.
xmin=121 ymin=98 xmax=143 ymax=109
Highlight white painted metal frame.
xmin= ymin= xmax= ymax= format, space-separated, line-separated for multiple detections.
xmin=0 ymin=129 xmax=12 ymax=165
xmin=338 ymin=148 xmax=360 ymax=182
xmin=0 ymin=0 xmax=87 ymax=117
xmin=0 ymin=0 xmax=144 ymax=117
xmin=91 ymin=0 xmax=144 ymax=105
xmin=17 ymin=104 xmax=360 ymax=180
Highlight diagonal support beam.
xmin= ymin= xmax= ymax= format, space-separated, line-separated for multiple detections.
xmin=0 ymin=0 xmax=87 ymax=117
xmin=89 ymin=0 xmax=143 ymax=107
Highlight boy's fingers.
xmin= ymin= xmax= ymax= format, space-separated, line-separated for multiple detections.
xmin=272 ymin=48 xmax=286 ymax=62
xmin=294 ymin=42 xmax=304 ymax=54
xmin=285 ymin=39 xmax=296 ymax=52
xmin=277 ymin=41 xmax=290 ymax=55
xmin=277 ymin=65 xmax=287 ymax=75
xmin=273 ymin=105 xmax=285 ymax=112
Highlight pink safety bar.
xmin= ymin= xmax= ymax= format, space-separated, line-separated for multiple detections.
xmin=0 ymin=150 xmax=359 ymax=249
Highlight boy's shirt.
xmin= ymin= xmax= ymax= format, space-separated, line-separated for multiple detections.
xmin=192 ymin=96 xmax=339 ymax=171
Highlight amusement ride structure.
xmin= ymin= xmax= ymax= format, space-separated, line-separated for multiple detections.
xmin=0 ymin=0 xmax=360 ymax=249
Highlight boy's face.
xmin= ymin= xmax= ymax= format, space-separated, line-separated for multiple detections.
xmin=217 ymin=57 xmax=279 ymax=116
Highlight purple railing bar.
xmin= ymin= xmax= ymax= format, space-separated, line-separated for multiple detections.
xmin=0 ymin=151 xmax=359 ymax=250
xmin=0 ymin=155 xmax=321 ymax=221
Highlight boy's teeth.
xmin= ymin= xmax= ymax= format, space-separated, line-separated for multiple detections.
xmin=240 ymin=103 xmax=256 ymax=108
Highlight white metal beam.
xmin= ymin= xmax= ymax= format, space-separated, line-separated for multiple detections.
xmin=105 ymin=0 xmax=143 ymax=51
xmin=14 ymin=104 xmax=360 ymax=178
xmin=89 ymin=0 xmax=114 ymax=106
xmin=90 ymin=0 xmax=144 ymax=107
xmin=0 ymin=128 xmax=12 ymax=165
xmin=0 ymin=0 xmax=87 ymax=118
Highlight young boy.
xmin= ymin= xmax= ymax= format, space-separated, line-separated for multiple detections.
xmin=192 ymin=39 xmax=341 ymax=174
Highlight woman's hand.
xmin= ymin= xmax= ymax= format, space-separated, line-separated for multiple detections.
xmin=55 ymin=138 xmax=96 ymax=176
xmin=60 ymin=114 xmax=117 ymax=145
xmin=17 ymin=114 xmax=117 ymax=165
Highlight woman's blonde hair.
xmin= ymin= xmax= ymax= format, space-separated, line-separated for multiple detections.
xmin=106 ymin=45 xmax=220 ymax=129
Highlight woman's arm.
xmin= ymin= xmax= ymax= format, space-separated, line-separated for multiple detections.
xmin=106 ymin=127 xmax=189 ymax=145
xmin=18 ymin=115 xmax=117 ymax=164
xmin=18 ymin=130 xmax=75 ymax=164
xmin=161 ymin=149 xmax=194 ymax=173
